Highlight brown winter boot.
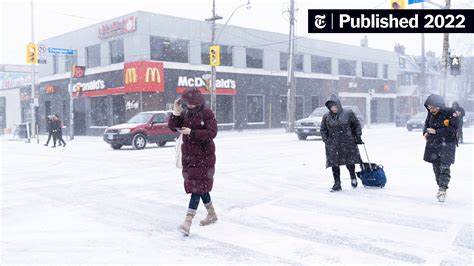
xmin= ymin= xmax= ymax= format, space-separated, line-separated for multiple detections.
xmin=179 ymin=212 xmax=195 ymax=236
xmin=200 ymin=203 xmax=218 ymax=226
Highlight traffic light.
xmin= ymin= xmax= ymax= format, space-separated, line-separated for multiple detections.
xmin=450 ymin=56 xmax=461 ymax=75
xmin=26 ymin=43 xmax=38 ymax=64
xmin=391 ymin=0 xmax=406 ymax=9
xmin=209 ymin=45 xmax=220 ymax=66
xmin=72 ymin=65 xmax=86 ymax=78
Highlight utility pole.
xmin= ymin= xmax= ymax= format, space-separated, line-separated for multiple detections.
xmin=441 ymin=0 xmax=451 ymax=99
xmin=286 ymin=0 xmax=296 ymax=133
xmin=30 ymin=0 xmax=37 ymax=143
xmin=420 ymin=2 xmax=426 ymax=105
xmin=205 ymin=0 xmax=222 ymax=113
xmin=68 ymin=58 xmax=75 ymax=140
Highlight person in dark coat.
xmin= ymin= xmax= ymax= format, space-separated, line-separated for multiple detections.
xmin=51 ymin=115 xmax=66 ymax=148
xmin=451 ymin=101 xmax=465 ymax=144
xmin=320 ymin=94 xmax=363 ymax=192
xmin=423 ymin=94 xmax=459 ymax=202
xmin=168 ymin=88 xmax=218 ymax=236
xmin=43 ymin=115 xmax=54 ymax=146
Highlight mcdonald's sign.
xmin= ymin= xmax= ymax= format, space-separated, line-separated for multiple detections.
xmin=124 ymin=61 xmax=164 ymax=93
xmin=125 ymin=67 xmax=137 ymax=84
xmin=145 ymin=67 xmax=161 ymax=83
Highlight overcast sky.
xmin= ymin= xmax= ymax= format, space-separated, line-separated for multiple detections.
xmin=1 ymin=0 xmax=473 ymax=65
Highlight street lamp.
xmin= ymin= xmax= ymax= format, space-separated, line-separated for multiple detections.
xmin=205 ymin=0 xmax=251 ymax=113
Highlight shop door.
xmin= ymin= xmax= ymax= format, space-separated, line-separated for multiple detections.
xmin=112 ymin=95 xmax=126 ymax=125
xmin=74 ymin=98 xmax=86 ymax=135
xmin=216 ymin=95 xmax=233 ymax=125
xmin=0 ymin=97 xmax=6 ymax=131
xmin=370 ymin=99 xmax=378 ymax=124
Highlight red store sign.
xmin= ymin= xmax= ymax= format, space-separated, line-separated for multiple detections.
xmin=98 ymin=16 xmax=136 ymax=39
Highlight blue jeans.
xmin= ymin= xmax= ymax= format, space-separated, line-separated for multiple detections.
xmin=188 ymin=193 xmax=211 ymax=210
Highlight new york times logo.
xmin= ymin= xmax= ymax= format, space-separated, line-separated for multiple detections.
xmin=314 ymin=14 xmax=326 ymax=29
xmin=308 ymin=9 xmax=473 ymax=33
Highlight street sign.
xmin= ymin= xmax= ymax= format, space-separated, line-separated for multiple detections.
xmin=38 ymin=44 xmax=47 ymax=55
xmin=48 ymin=47 xmax=75 ymax=55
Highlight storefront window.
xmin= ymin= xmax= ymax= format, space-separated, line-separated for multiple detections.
xmin=110 ymin=39 xmax=124 ymax=64
xmin=338 ymin=59 xmax=356 ymax=76
xmin=280 ymin=96 xmax=304 ymax=122
xmin=383 ymin=64 xmax=389 ymax=79
xmin=216 ymin=95 xmax=233 ymax=124
xmin=362 ymin=62 xmax=378 ymax=78
xmin=311 ymin=56 xmax=331 ymax=74
xmin=246 ymin=48 xmax=263 ymax=69
xmin=246 ymin=95 xmax=264 ymax=123
xmin=150 ymin=36 xmax=189 ymax=63
xmin=90 ymin=97 xmax=108 ymax=126
xmin=280 ymin=53 xmax=303 ymax=71
xmin=86 ymin=44 xmax=101 ymax=68
xmin=201 ymin=43 xmax=233 ymax=66
xmin=112 ymin=95 xmax=125 ymax=125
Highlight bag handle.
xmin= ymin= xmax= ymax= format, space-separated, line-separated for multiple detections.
xmin=360 ymin=143 xmax=373 ymax=171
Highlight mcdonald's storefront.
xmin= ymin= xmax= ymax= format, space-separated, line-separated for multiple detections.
xmin=39 ymin=61 xmax=166 ymax=136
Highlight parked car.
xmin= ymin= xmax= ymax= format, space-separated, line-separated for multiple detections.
xmin=406 ymin=112 xmax=427 ymax=131
xmin=103 ymin=111 xmax=179 ymax=150
xmin=295 ymin=105 xmax=364 ymax=140
xmin=463 ymin=112 xmax=474 ymax=127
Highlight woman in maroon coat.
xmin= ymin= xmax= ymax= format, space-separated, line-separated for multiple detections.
xmin=168 ymin=88 xmax=218 ymax=236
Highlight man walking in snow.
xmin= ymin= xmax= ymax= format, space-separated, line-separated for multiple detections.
xmin=423 ymin=94 xmax=459 ymax=202
xmin=451 ymin=102 xmax=465 ymax=144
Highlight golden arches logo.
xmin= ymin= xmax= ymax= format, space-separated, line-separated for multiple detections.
xmin=145 ymin=67 xmax=161 ymax=83
xmin=125 ymin=68 xmax=137 ymax=84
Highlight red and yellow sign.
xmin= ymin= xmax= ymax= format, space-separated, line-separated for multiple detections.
xmin=124 ymin=61 xmax=164 ymax=93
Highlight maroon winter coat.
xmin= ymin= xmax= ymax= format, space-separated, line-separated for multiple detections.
xmin=168 ymin=102 xmax=218 ymax=194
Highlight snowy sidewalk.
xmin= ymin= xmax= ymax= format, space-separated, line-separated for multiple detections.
xmin=1 ymin=127 xmax=473 ymax=264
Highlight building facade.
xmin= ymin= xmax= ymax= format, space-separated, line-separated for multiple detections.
xmin=38 ymin=11 xmax=399 ymax=136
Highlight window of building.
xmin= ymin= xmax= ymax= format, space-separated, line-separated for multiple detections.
xmin=246 ymin=48 xmax=263 ymax=69
xmin=216 ymin=95 xmax=233 ymax=124
xmin=362 ymin=62 xmax=378 ymax=78
xmin=280 ymin=52 xmax=303 ymax=71
xmin=90 ymin=96 xmax=108 ymax=126
xmin=86 ymin=44 xmax=101 ymax=68
xmin=246 ymin=95 xmax=264 ymax=123
xmin=311 ymin=96 xmax=320 ymax=110
xmin=280 ymin=95 xmax=304 ymax=122
xmin=201 ymin=43 xmax=233 ymax=66
xmin=110 ymin=39 xmax=124 ymax=64
xmin=150 ymin=36 xmax=189 ymax=63
xmin=311 ymin=56 xmax=331 ymax=74
xmin=52 ymin=55 xmax=58 ymax=74
xmin=65 ymin=54 xmax=78 ymax=73
xmin=399 ymin=57 xmax=406 ymax=68
xmin=383 ymin=64 xmax=389 ymax=79
xmin=338 ymin=59 xmax=356 ymax=76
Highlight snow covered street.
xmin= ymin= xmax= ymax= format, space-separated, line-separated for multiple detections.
xmin=1 ymin=126 xmax=473 ymax=264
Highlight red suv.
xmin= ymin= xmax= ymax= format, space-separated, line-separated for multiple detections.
xmin=103 ymin=111 xmax=179 ymax=150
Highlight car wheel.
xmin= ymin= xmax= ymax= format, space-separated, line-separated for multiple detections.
xmin=158 ymin=141 xmax=167 ymax=147
xmin=297 ymin=134 xmax=308 ymax=140
xmin=111 ymin=144 xmax=122 ymax=150
xmin=132 ymin=134 xmax=147 ymax=150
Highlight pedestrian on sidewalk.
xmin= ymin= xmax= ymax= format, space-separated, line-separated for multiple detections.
xmin=320 ymin=94 xmax=363 ymax=192
xmin=168 ymin=88 xmax=218 ymax=236
xmin=51 ymin=115 xmax=66 ymax=148
xmin=451 ymin=101 xmax=465 ymax=144
xmin=423 ymin=94 xmax=459 ymax=202
xmin=44 ymin=115 xmax=54 ymax=146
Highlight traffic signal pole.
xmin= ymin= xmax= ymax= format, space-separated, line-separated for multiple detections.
xmin=440 ymin=0 xmax=451 ymax=100
xmin=286 ymin=0 xmax=296 ymax=133
xmin=69 ymin=59 xmax=75 ymax=140
xmin=30 ymin=0 xmax=37 ymax=143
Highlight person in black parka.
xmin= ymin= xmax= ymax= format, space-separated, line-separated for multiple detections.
xmin=51 ymin=115 xmax=66 ymax=148
xmin=320 ymin=94 xmax=363 ymax=192
xmin=44 ymin=115 xmax=54 ymax=146
xmin=451 ymin=101 xmax=465 ymax=144
xmin=423 ymin=94 xmax=459 ymax=202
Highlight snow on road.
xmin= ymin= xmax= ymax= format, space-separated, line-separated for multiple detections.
xmin=1 ymin=126 xmax=473 ymax=264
